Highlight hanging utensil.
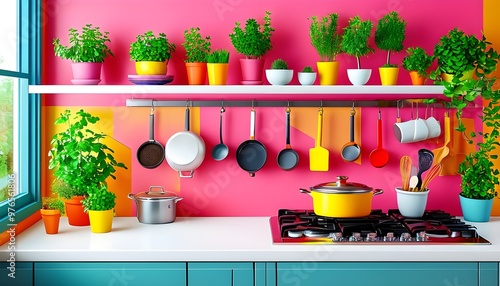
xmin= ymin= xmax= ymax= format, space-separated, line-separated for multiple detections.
xmin=400 ymin=155 xmax=412 ymax=191
xmin=409 ymin=165 xmax=418 ymax=190
xmin=309 ymin=107 xmax=329 ymax=171
xmin=369 ymin=108 xmax=389 ymax=168
xmin=137 ymin=105 xmax=165 ymax=169
xmin=415 ymin=149 xmax=434 ymax=190
xmin=236 ymin=106 xmax=267 ymax=177
xmin=432 ymin=111 xmax=450 ymax=165
xmin=341 ymin=105 xmax=361 ymax=162
xmin=277 ymin=106 xmax=299 ymax=171
xmin=420 ymin=164 xmax=443 ymax=191
xmin=211 ymin=105 xmax=229 ymax=161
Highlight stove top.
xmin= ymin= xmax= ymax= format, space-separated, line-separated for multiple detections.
xmin=270 ymin=209 xmax=490 ymax=244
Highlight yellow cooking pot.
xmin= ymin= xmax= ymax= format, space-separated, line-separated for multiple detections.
xmin=300 ymin=176 xmax=384 ymax=217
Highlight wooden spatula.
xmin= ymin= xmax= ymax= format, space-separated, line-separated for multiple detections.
xmin=309 ymin=107 xmax=329 ymax=171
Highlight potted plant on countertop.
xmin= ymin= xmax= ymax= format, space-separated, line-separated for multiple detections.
xmin=308 ymin=13 xmax=342 ymax=85
xmin=374 ymin=11 xmax=407 ymax=85
xmin=229 ymin=11 xmax=274 ymax=84
xmin=53 ymin=24 xmax=113 ymax=85
xmin=48 ymin=109 xmax=128 ymax=226
xmin=207 ymin=49 xmax=230 ymax=85
xmin=341 ymin=16 xmax=374 ymax=85
xmin=182 ymin=27 xmax=211 ymax=85
xmin=401 ymin=47 xmax=434 ymax=85
xmin=265 ymin=58 xmax=293 ymax=85
xmin=129 ymin=30 xmax=176 ymax=76
xmin=82 ymin=184 xmax=116 ymax=233
xmin=40 ymin=196 xmax=65 ymax=234
xmin=298 ymin=66 xmax=317 ymax=85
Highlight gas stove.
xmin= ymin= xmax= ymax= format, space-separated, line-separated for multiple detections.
xmin=270 ymin=209 xmax=491 ymax=244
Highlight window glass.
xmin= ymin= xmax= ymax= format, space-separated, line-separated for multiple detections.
xmin=0 ymin=0 xmax=18 ymax=72
xmin=0 ymin=76 xmax=16 ymax=202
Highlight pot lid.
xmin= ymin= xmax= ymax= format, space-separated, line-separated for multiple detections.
xmin=134 ymin=187 xmax=179 ymax=201
xmin=310 ymin=176 xmax=373 ymax=194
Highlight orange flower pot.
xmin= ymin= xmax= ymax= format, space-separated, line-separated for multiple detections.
xmin=65 ymin=196 xmax=90 ymax=226
xmin=40 ymin=209 xmax=61 ymax=234
xmin=409 ymin=71 xmax=426 ymax=85
xmin=186 ymin=62 xmax=207 ymax=85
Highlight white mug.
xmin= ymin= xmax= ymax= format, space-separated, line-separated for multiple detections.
xmin=413 ymin=118 xmax=429 ymax=142
xmin=394 ymin=120 xmax=416 ymax=143
xmin=425 ymin=116 xmax=441 ymax=139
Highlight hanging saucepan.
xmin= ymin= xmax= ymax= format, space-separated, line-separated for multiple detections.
xmin=137 ymin=106 xmax=165 ymax=169
xmin=277 ymin=107 xmax=299 ymax=171
xmin=341 ymin=106 xmax=361 ymax=162
xmin=300 ymin=176 xmax=384 ymax=217
xmin=165 ymin=106 xmax=206 ymax=178
xmin=236 ymin=107 xmax=267 ymax=177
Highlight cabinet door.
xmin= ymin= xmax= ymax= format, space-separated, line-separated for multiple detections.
xmin=479 ymin=262 xmax=499 ymax=286
xmin=35 ymin=262 xmax=186 ymax=286
xmin=277 ymin=262 xmax=479 ymax=286
xmin=0 ymin=262 xmax=33 ymax=286
xmin=188 ymin=262 xmax=253 ymax=286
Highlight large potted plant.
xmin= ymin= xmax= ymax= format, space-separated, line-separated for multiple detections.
xmin=229 ymin=11 xmax=274 ymax=84
xmin=182 ymin=27 xmax=211 ymax=85
xmin=374 ymin=11 xmax=407 ymax=85
xmin=401 ymin=47 xmax=434 ymax=85
xmin=265 ymin=58 xmax=293 ymax=85
xmin=341 ymin=16 xmax=374 ymax=85
xmin=207 ymin=49 xmax=230 ymax=85
xmin=40 ymin=196 xmax=65 ymax=234
xmin=82 ymin=184 xmax=116 ymax=233
xmin=53 ymin=24 xmax=113 ymax=85
xmin=308 ymin=13 xmax=342 ymax=85
xmin=48 ymin=109 xmax=127 ymax=226
xmin=129 ymin=31 xmax=176 ymax=75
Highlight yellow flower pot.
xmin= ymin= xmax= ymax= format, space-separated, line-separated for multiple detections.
xmin=207 ymin=63 xmax=229 ymax=85
xmin=379 ymin=67 xmax=399 ymax=85
xmin=441 ymin=69 xmax=474 ymax=82
xmin=88 ymin=209 xmax=114 ymax=233
xmin=135 ymin=61 xmax=167 ymax=75
xmin=316 ymin=61 xmax=339 ymax=85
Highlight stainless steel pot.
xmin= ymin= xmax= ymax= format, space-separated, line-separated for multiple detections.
xmin=128 ymin=186 xmax=183 ymax=224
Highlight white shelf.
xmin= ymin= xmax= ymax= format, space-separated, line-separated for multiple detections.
xmin=29 ymin=84 xmax=444 ymax=95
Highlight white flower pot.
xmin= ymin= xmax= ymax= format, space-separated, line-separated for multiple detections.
xmin=347 ymin=69 xmax=372 ymax=86
xmin=265 ymin=69 xmax=293 ymax=85
xmin=298 ymin=72 xmax=317 ymax=85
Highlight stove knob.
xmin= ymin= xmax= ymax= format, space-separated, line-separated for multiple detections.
xmin=383 ymin=232 xmax=397 ymax=242
xmin=417 ymin=231 xmax=428 ymax=241
xmin=349 ymin=232 xmax=363 ymax=242
xmin=330 ymin=232 xmax=345 ymax=242
xmin=400 ymin=232 xmax=413 ymax=242
xmin=365 ymin=232 xmax=378 ymax=242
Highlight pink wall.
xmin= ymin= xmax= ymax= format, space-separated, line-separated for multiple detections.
xmin=41 ymin=0 xmax=483 ymax=216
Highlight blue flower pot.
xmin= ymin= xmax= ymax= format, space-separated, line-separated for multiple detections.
xmin=459 ymin=194 xmax=494 ymax=222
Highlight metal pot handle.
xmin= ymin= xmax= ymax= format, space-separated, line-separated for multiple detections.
xmin=179 ymin=170 xmax=194 ymax=178
xmin=127 ymin=193 xmax=138 ymax=205
xmin=299 ymin=188 xmax=312 ymax=196
xmin=372 ymin=189 xmax=384 ymax=196
xmin=147 ymin=186 xmax=165 ymax=194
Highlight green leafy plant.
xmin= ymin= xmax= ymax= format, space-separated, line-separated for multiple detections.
xmin=207 ymin=49 xmax=230 ymax=64
xmin=229 ymin=11 xmax=274 ymax=59
xmin=301 ymin=66 xmax=314 ymax=73
xmin=341 ymin=16 xmax=374 ymax=69
xmin=374 ymin=11 xmax=407 ymax=67
xmin=431 ymin=28 xmax=480 ymax=75
xmin=48 ymin=109 xmax=128 ymax=198
xmin=41 ymin=197 xmax=65 ymax=214
xmin=270 ymin=58 xmax=289 ymax=70
xmin=182 ymin=27 xmax=211 ymax=63
xmin=402 ymin=47 xmax=434 ymax=77
xmin=129 ymin=31 xmax=176 ymax=62
xmin=53 ymin=24 xmax=113 ymax=62
xmin=51 ymin=178 xmax=82 ymax=199
xmin=308 ymin=13 xmax=342 ymax=62
xmin=82 ymin=184 xmax=116 ymax=212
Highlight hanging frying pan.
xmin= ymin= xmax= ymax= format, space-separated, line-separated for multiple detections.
xmin=341 ymin=106 xmax=361 ymax=162
xmin=165 ymin=106 xmax=206 ymax=178
xmin=137 ymin=107 xmax=165 ymax=169
xmin=277 ymin=107 xmax=299 ymax=171
xmin=236 ymin=108 xmax=267 ymax=177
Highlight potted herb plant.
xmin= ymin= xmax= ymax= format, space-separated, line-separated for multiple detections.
xmin=53 ymin=24 xmax=113 ymax=84
xmin=40 ymin=196 xmax=65 ymax=234
xmin=207 ymin=49 xmax=230 ymax=85
xmin=129 ymin=31 xmax=176 ymax=75
xmin=82 ymin=184 xmax=116 ymax=233
xmin=229 ymin=11 xmax=274 ymax=84
xmin=298 ymin=66 xmax=317 ymax=85
xmin=182 ymin=27 xmax=211 ymax=85
xmin=374 ymin=11 xmax=407 ymax=85
xmin=401 ymin=47 xmax=434 ymax=85
xmin=341 ymin=16 xmax=374 ymax=85
xmin=48 ymin=109 xmax=127 ymax=226
xmin=265 ymin=58 xmax=293 ymax=85
xmin=308 ymin=13 xmax=342 ymax=85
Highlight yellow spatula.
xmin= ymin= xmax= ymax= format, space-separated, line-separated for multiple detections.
xmin=309 ymin=107 xmax=329 ymax=171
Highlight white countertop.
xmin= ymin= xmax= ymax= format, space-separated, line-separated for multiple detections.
xmin=1 ymin=217 xmax=499 ymax=262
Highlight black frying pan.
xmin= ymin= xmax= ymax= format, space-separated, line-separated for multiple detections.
xmin=277 ymin=108 xmax=299 ymax=171
xmin=137 ymin=108 xmax=165 ymax=168
xmin=236 ymin=108 xmax=267 ymax=177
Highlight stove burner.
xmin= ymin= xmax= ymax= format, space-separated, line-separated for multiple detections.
xmin=270 ymin=209 xmax=490 ymax=244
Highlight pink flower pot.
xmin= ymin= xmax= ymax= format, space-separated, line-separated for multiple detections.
xmin=71 ymin=62 xmax=102 ymax=84
xmin=239 ymin=58 xmax=265 ymax=84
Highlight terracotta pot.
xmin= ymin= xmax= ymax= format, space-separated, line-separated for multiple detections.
xmin=186 ymin=62 xmax=207 ymax=85
xmin=316 ymin=61 xmax=339 ymax=85
xmin=207 ymin=63 xmax=229 ymax=85
xmin=409 ymin=71 xmax=426 ymax=85
xmin=240 ymin=58 xmax=265 ymax=84
xmin=40 ymin=209 xmax=61 ymax=234
xmin=65 ymin=196 xmax=90 ymax=226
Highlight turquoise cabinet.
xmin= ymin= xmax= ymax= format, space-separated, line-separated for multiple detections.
xmin=188 ymin=262 xmax=253 ymax=286
xmin=277 ymin=262 xmax=498 ymax=286
xmin=34 ymin=262 xmax=186 ymax=286
xmin=0 ymin=262 xmax=33 ymax=286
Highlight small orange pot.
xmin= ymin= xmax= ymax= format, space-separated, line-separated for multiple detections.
xmin=65 ymin=196 xmax=90 ymax=226
xmin=40 ymin=209 xmax=61 ymax=234
xmin=409 ymin=71 xmax=426 ymax=85
xmin=186 ymin=62 xmax=207 ymax=85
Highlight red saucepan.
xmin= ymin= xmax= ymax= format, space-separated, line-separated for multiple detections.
xmin=137 ymin=107 xmax=165 ymax=169
xmin=236 ymin=108 xmax=267 ymax=177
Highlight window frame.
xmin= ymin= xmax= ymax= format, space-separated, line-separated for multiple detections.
xmin=0 ymin=0 xmax=41 ymax=233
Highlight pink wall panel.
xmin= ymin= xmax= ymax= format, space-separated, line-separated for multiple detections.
xmin=41 ymin=0 xmax=483 ymax=216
